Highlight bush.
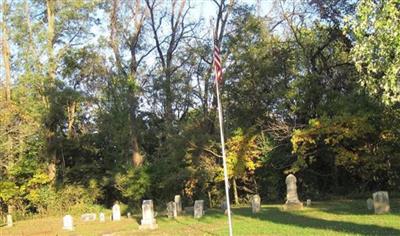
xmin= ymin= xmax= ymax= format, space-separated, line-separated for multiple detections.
xmin=55 ymin=185 xmax=95 ymax=213
xmin=26 ymin=186 xmax=57 ymax=214
xmin=25 ymin=173 xmax=54 ymax=214
xmin=115 ymin=167 xmax=150 ymax=204
xmin=0 ymin=181 xmax=20 ymax=204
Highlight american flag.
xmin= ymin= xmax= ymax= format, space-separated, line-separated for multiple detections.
xmin=213 ymin=39 xmax=222 ymax=83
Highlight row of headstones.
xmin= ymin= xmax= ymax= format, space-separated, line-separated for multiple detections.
xmin=167 ymin=196 xmax=204 ymax=219
xmin=281 ymin=190 xmax=389 ymax=214
xmin=63 ymin=204 xmax=123 ymax=231
xmin=221 ymin=193 xmax=311 ymax=214
xmin=218 ymin=174 xmax=311 ymax=214
xmin=62 ymin=195 xmax=205 ymax=231
xmin=284 ymin=174 xmax=391 ymax=214
xmin=135 ymin=196 xmax=207 ymax=230
xmin=284 ymin=174 xmax=399 ymax=211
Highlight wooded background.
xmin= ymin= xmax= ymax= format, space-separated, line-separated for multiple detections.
xmin=0 ymin=0 xmax=399 ymax=216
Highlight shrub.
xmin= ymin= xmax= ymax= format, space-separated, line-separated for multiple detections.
xmin=115 ymin=167 xmax=150 ymax=204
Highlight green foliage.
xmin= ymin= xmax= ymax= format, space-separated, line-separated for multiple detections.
xmin=225 ymin=10 xmax=290 ymax=128
xmin=115 ymin=167 xmax=150 ymax=203
xmin=26 ymin=186 xmax=56 ymax=214
xmin=1 ymin=0 xmax=400 ymax=217
xmin=56 ymin=185 xmax=96 ymax=210
xmin=0 ymin=181 xmax=19 ymax=203
xmin=291 ymin=108 xmax=400 ymax=194
xmin=226 ymin=128 xmax=261 ymax=179
xmin=349 ymin=0 xmax=400 ymax=103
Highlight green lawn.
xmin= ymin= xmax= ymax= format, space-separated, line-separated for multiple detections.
xmin=1 ymin=199 xmax=400 ymax=236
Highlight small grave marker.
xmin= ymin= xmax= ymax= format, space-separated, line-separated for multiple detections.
xmin=63 ymin=215 xmax=74 ymax=231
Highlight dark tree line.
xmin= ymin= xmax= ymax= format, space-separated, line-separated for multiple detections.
xmin=0 ymin=0 xmax=399 ymax=216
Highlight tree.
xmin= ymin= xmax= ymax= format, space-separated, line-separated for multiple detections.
xmin=145 ymin=0 xmax=196 ymax=127
xmin=350 ymin=0 xmax=400 ymax=104
xmin=226 ymin=129 xmax=261 ymax=204
xmin=291 ymin=105 xmax=400 ymax=194
xmin=1 ymin=0 xmax=11 ymax=101
xmin=108 ymin=0 xmax=148 ymax=167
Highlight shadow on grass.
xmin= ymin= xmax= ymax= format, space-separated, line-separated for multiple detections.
xmin=315 ymin=198 xmax=400 ymax=216
xmin=235 ymin=206 xmax=400 ymax=235
xmin=313 ymin=200 xmax=372 ymax=215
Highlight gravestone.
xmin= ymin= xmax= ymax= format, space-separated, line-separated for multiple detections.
xmin=99 ymin=212 xmax=105 ymax=222
xmin=220 ymin=200 xmax=228 ymax=214
xmin=283 ymin=174 xmax=303 ymax=210
xmin=127 ymin=212 xmax=131 ymax=219
xmin=7 ymin=206 xmax=15 ymax=214
xmin=112 ymin=203 xmax=121 ymax=221
xmin=174 ymin=195 xmax=182 ymax=215
xmin=373 ymin=191 xmax=390 ymax=214
xmin=220 ymin=200 xmax=227 ymax=211
xmin=167 ymin=201 xmax=177 ymax=219
xmin=63 ymin=215 xmax=74 ymax=231
xmin=367 ymin=198 xmax=373 ymax=210
xmin=139 ymin=200 xmax=158 ymax=230
xmin=194 ymin=200 xmax=204 ymax=218
xmin=6 ymin=214 xmax=13 ymax=227
xmin=306 ymin=199 xmax=311 ymax=207
xmin=251 ymin=195 xmax=261 ymax=213
xmin=81 ymin=213 xmax=96 ymax=222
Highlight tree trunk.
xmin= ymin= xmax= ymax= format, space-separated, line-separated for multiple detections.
xmin=232 ymin=177 xmax=239 ymax=205
xmin=67 ymin=101 xmax=76 ymax=139
xmin=109 ymin=0 xmax=124 ymax=73
xmin=253 ymin=176 xmax=259 ymax=194
xmin=131 ymin=135 xmax=143 ymax=166
xmin=128 ymin=75 xmax=143 ymax=167
xmin=46 ymin=0 xmax=57 ymax=183
xmin=46 ymin=0 xmax=55 ymax=81
xmin=332 ymin=156 xmax=339 ymax=192
xmin=208 ymin=191 xmax=212 ymax=208
xmin=164 ymin=72 xmax=174 ymax=127
xmin=2 ymin=0 xmax=11 ymax=101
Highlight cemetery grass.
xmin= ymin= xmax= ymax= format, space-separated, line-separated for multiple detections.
xmin=1 ymin=199 xmax=400 ymax=236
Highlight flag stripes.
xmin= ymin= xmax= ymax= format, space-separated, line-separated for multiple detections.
xmin=213 ymin=39 xmax=222 ymax=83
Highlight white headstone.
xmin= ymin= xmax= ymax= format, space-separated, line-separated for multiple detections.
xmin=367 ymin=198 xmax=373 ymax=210
xmin=112 ymin=203 xmax=121 ymax=221
xmin=283 ymin=174 xmax=303 ymax=210
xmin=6 ymin=214 xmax=12 ymax=227
xmin=251 ymin=195 xmax=261 ymax=213
xmin=286 ymin=174 xmax=300 ymax=203
xmin=139 ymin=200 xmax=158 ymax=230
xmin=194 ymin=200 xmax=204 ymax=218
xmin=99 ymin=212 xmax=105 ymax=222
xmin=127 ymin=212 xmax=131 ymax=219
xmin=63 ymin=215 xmax=74 ymax=231
xmin=81 ymin=213 xmax=96 ymax=222
xmin=167 ymin=201 xmax=177 ymax=218
xmin=306 ymin=199 xmax=311 ymax=207
xmin=174 ymin=195 xmax=182 ymax=214
xmin=373 ymin=191 xmax=390 ymax=214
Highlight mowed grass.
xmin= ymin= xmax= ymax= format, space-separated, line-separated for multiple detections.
xmin=1 ymin=199 xmax=400 ymax=236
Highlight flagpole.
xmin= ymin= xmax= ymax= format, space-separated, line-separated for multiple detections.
xmin=215 ymin=75 xmax=233 ymax=236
